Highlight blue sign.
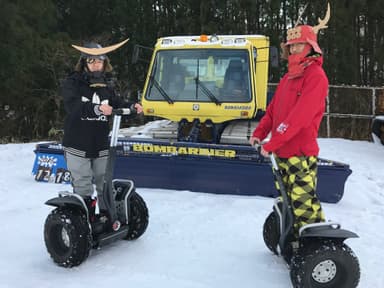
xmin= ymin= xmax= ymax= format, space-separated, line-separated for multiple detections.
xmin=32 ymin=143 xmax=71 ymax=184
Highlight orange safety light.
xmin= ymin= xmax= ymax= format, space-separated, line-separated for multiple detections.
xmin=200 ymin=34 xmax=208 ymax=42
xmin=240 ymin=111 xmax=249 ymax=117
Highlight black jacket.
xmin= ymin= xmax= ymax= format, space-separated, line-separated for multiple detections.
xmin=62 ymin=71 xmax=133 ymax=158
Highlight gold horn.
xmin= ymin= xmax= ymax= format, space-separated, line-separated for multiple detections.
xmin=313 ymin=3 xmax=331 ymax=34
xmin=71 ymin=38 xmax=129 ymax=56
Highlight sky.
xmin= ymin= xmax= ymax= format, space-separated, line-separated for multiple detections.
xmin=0 ymin=138 xmax=383 ymax=288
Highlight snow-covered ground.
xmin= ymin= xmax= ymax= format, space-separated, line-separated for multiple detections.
xmin=0 ymin=138 xmax=383 ymax=288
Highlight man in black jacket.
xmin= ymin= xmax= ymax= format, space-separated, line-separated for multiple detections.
xmin=61 ymin=39 xmax=142 ymax=216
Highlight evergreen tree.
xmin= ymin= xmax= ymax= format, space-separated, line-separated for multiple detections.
xmin=1 ymin=0 xmax=384 ymax=141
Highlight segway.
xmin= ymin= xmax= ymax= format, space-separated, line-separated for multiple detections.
xmin=261 ymin=149 xmax=360 ymax=287
xmin=44 ymin=108 xmax=149 ymax=267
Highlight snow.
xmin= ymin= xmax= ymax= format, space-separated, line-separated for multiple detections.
xmin=0 ymin=138 xmax=383 ymax=288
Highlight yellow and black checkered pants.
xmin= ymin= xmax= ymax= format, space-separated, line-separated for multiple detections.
xmin=273 ymin=156 xmax=325 ymax=233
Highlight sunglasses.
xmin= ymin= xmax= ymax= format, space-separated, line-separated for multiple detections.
xmin=86 ymin=58 xmax=104 ymax=64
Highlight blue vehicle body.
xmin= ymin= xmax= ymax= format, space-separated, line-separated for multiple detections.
xmin=32 ymin=138 xmax=352 ymax=203
xmin=33 ymin=138 xmax=351 ymax=203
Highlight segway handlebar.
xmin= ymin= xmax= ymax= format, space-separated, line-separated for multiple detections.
xmin=269 ymin=153 xmax=279 ymax=171
xmin=112 ymin=105 xmax=137 ymax=116
xmin=109 ymin=108 xmax=134 ymax=147
xmin=253 ymin=143 xmax=279 ymax=171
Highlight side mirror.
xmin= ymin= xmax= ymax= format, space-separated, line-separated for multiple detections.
xmin=131 ymin=44 xmax=153 ymax=64
xmin=132 ymin=45 xmax=140 ymax=64
xmin=269 ymin=46 xmax=279 ymax=68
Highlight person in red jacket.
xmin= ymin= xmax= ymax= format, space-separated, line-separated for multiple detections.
xmin=249 ymin=6 xmax=330 ymax=236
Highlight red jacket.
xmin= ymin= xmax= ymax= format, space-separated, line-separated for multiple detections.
xmin=252 ymin=58 xmax=328 ymax=158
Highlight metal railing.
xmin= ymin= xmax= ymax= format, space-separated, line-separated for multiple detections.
xmin=268 ymin=84 xmax=384 ymax=140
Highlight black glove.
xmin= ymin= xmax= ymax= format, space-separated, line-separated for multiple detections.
xmin=129 ymin=104 xmax=138 ymax=115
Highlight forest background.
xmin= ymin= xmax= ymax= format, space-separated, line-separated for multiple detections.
xmin=1 ymin=0 xmax=383 ymax=142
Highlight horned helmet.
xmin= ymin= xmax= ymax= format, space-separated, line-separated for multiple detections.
xmin=282 ymin=3 xmax=330 ymax=58
xmin=72 ymin=38 xmax=129 ymax=72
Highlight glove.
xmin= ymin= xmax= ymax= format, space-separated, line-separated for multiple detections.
xmin=129 ymin=104 xmax=138 ymax=115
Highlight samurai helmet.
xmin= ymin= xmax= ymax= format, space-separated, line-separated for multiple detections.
xmin=285 ymin=3 xmax=330 ymax=54
xmin=73 ymin=38 xmax=129 ymax=72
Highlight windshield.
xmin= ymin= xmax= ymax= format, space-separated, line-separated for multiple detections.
xmin=145 ymin=49 xmax=252 ymax=103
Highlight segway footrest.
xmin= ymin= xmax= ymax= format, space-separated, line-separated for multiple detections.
xmin=299 ymin=222 xmax=358 ymax=239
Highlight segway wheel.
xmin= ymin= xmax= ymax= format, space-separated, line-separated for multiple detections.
xmin=290 ymin=241 xmax=360 ymax=288
xmin=263 ymin=211 xmax=280 ymax=255
xmin=125 ymin=192 xmax=149 ymax=240
xmin=44 ymin=208 xmax=92 ymax=267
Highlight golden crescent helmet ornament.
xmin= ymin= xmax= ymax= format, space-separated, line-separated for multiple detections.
xmin=71 ymin=38 xmax=129 ymax=56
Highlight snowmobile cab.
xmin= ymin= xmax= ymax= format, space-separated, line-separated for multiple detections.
xmin=262 ymin=149 xmax=360 ymax=287
xmin=43 ymin=108 xmax=149 ymax=267
xmin=138 ymin=34 xmax=274 ymax=144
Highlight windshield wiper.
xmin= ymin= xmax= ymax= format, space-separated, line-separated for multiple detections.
xmin=195 ymin=77 xmax=221 ymax=105
xmin=149 ymin=76 xmax=174 ymax=104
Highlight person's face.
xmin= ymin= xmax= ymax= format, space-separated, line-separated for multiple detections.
xmin=289 ymin=43 xmax=308 ymax=55
xmin=86 ymin=58 xmax=104 ymax=72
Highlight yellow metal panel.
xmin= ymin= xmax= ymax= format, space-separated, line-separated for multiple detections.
xmin=141 ymin=35 xmax=270 ymax=124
